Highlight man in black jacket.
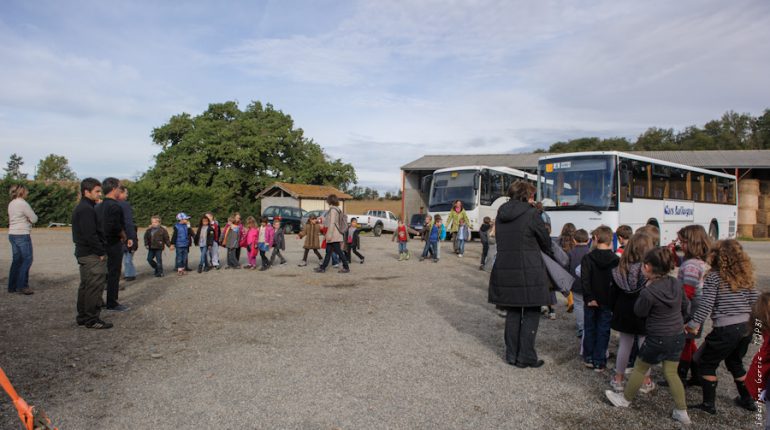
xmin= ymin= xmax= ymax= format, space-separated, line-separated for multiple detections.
xmin=95 ymin=177 xmax=129 ymax=312
xmin=72 ymin=178 xmax=112 ymax=329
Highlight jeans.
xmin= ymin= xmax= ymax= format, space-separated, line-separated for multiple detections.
xmin=505 ymin=306 xmax=542 ymax=365
xmin=480 ymin=242 xmax=489 ymax=266
xmin=320 ymin=242 xmax=349 ymax=270
xmin=175 ymin=246 xmax=189 ymax=270
xmin=346 ymin=246 xmax=364 ymax=262
xmin=147 ymin=249 xmax=163 ymax=275
xmin=8 ymin=234 xmax=33 ymax=292
xmin=105 ymin=242 xmax=123 ymax=308
xmin=457 ymin=239 xmax=465 ymax=255
xmin=209 ymin=241 xmax=220 ymax=266
xmin=432 ymin=241 xmax=440 ymax=260
xmin=398 ymin=242 xmax=408 ymax=253
xmin=583 ymin=305 xmax=613 ymax=367
xmin=122 ymin=250 xmax=136 ymax=278
xmin=199 ymin=246 xmax=209 ymax=268
xmin=421 ymin=241 xmax=434 ymax=258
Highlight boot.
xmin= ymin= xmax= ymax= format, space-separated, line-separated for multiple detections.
xmin=405 ymin=251 xmax=411 ymax=260
xmin=686 ymin=361 xmax=702 ymax=387
xmin=734 ymin=380 xmax=758 ymax=411
xmin=197 ymin=264 xmax=203 ymax=273
xmin=398 ymin=253 xmax=404 ymax=261
xmin=690 ymin=379 xmax=717 ymax=414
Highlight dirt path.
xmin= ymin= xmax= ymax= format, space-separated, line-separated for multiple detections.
xmin=0 ymin=230 xmax=763 ymax=429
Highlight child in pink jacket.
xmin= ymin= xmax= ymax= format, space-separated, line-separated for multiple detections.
xmin=245 ymin=216 xmax=259 ymax=269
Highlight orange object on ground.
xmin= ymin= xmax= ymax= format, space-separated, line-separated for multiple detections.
xmin=0 ymin=367 xmax=58 ymax=430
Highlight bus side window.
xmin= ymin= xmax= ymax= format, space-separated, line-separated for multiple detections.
xmin=669 ymin=168 xmax=688 ymax=200
xmin=619 ymin=161 xmax=632 ymax=203
xmin=632 ymin=161 xmax=649 ymax=198
xmin=491 ymin=173 xmax=504 ymax=201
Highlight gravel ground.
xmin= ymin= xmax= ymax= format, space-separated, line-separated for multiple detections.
xmin=0 ymin=230 xmax=766 ymax=429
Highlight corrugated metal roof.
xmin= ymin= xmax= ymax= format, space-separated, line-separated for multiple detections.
xmin=401 ymin=150 xmax=770 ymax=171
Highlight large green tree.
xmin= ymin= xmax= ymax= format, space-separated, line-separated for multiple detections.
xmin=142 ymin=101 xmax=356 ymax=209
xmin=35 ymin=154 xmax=78 ymax=181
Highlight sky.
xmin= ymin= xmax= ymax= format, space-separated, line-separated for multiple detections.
xmin=1 ymin=0 xmax=769 ymax=192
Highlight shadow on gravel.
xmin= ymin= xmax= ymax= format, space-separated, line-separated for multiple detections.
xmin=427 ymin=295 xmax=503 ymax=355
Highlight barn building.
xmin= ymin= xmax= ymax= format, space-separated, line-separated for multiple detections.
xmin=258 ymin=182 xmax=352 ymax=213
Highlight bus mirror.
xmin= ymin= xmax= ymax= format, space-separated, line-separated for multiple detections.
xmin=420 ymin=175 xmax=432 ymax=194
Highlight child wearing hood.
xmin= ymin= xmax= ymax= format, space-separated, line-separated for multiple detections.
xmin=609 ymin=232 xmax=656 ymax=392
xmin=580 ymin=225 xmax=619 ymax=371
xmin=605 ymin=247 xmax=692 ymax=426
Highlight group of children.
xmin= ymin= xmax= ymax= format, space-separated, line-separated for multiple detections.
xmin=549 ymin=220 xmax=764 ymax=425
xmin=143 ymin=212 xmax=287 ymax=276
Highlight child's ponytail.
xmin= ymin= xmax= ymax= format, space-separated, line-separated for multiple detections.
xmin=643 ymin=247 xmax=676 ymax=278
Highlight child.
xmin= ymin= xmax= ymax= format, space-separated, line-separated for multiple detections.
xmin=672 ymin=225 xmax=710 ymax=387
xmin=420 ymin=215 xmax=434 ymax=260
xmin=233 ymin=212 xmax=246 ymax=263
xmin=144 ymin=215 xmax=170 ymax=277
xmin=745 ymin=292 xmax=770 ymax=428
xmin=559 ymin=223 xmax=577 ymax=312
xmin=270 ymin=218 xmax=287 ymax=266
xmin=420 ymin=215 xmax=446 ymax=263
xmin=609 ymin=232 xmax=656 ymax=392
xmin=257 ymin=216 xmax=274 ymax=271
xmin=170 ymin=213 xmax=194 ymax=276
xmin=455 ymin=218 xmax=470 ymax=258
xmin=687 ymin=239 xmax=759 ymax=414
xmin=298 ymin=215 xmax=323 ymax=266
xmin=479 ymin=216 xmax=492 ymax=270
xmin=222 ymin=215 xmax=242 ymax=269
xmin=581 ymin=225 xmax=620 ymax=371
xmin=392 ymin=218 xmax=409 ymax=261
xmin=568 ymin=229 xmax=590 ymax=338
xmin=194 ymin=215 xmax=215 ymax=273
xmin=205 ymin=212 xmax=221 ymax=269
xmin=615 ymin=225 xmax=633 ymax=256
xmin=245 ymin=216 xmax=259 ymax=269
xmin=605 ymin=247 xmax=692 ymax=426
xmin=346 ymin=218 xmax=366 ymax=263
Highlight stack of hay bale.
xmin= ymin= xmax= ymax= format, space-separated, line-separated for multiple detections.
xmin=738 ymin=179 xmax=765 ymax=238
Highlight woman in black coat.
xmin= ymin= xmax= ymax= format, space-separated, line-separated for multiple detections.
xmin=488 ymin=181 xmax=553 ymax=368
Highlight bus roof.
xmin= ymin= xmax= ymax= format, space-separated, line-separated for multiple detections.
xmin=433 ymin=165 xmax=537 ymax=180
xmin=537 ymin=151 xmax=736 ymax=180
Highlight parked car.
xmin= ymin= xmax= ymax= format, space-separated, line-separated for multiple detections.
xmin=408 ymin=214 xmax=426 ymax=238
xmin=344 ymin=210 xmax=400 ymax=236
xmin=300 ymin=209 xmax=326 ymax=227
xmin=262 ymin=206 xmax=307 ymax=234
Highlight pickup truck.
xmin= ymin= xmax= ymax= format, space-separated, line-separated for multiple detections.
xmin=346 ymin=210 xmax=400 ymax=237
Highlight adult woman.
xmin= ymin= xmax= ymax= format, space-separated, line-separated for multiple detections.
xmin=315 ymin=194 xmax=350 ymax=273
xmin=488 ymin=181 xmax=552 ymax=368
xmin=7 ymin=184 xmax=37 ymax=295
xmin=446 ymin=200 xmax=471 ymax=254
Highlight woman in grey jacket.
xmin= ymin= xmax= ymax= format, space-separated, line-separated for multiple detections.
xmin=7 ymin=184 xmax=38 ymax=295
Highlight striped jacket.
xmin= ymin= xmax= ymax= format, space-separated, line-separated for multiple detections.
xmin=687 ymin=271 xmax=759 ymax=328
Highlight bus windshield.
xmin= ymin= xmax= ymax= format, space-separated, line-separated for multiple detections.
xmin=429 ymin=170 xmax=478 ymax=212
xmin=538 ymin=155 xmax=618 ymax=211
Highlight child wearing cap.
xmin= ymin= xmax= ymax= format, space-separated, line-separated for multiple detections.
xmin=171 ymin=212 xmax=195 ymax=276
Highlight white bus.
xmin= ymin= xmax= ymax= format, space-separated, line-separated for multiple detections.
xmin=537 ymin=151 xmax=737 ymax=244
xmin=426 ymin=165 xmax=537 ymax=234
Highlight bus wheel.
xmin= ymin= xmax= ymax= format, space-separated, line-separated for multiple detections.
xmin=709 ymin=221 xmax=719 ymax=241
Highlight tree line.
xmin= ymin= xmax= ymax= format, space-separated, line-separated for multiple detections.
xmin=536 ymin=109 xmax=770 ymax=153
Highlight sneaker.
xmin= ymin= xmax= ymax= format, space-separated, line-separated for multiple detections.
xmin=333 ymin=264 xmax=340 ymax=268
xmin=154 ymin=273 xmax=163 ymax=278
xmin=639 ymin=381 xmax=656 ymax=394
xmin=605 ymin=390 xmax=630 ymax=408
xmin=479 ymin=265 xmax=485 ymax=270
xmin=548 ymin=312 xmax=556 ymax=320
xmin=215 ymin=265 xmax=221 ymax=270
xmin=360 ymin=257 xmax=365 ymax=264
xmin=124 ymin=276 xmax=136 ymax=281
xmin=420 ymin=257 xmax=425 ymax=262
xmin=625 ymin=367 xmax=634 ymax=375
xmin=594 ymin=366 xmax=606 ymax=373
xmin=433 ymin=259 xmax=439 ymax=263
xmin=18 ymin=288 xmax=34 ymax=295
xmin=458 ymin=254 xmax=463 ymax=258
xmin=497 ymin=309 xmax=507 ymax=317
xmin=338 ymin=268 xmax=350 ymax=273
xmin=259 ymin=266 xmax=268 ymax=271
xmin=584 ymin=361 xmax=594 ymax=369
xmin=671 ymin=409 xmax=691 ymax=425
xmin=314 ymin=268 xmax=326 ymax=273
xmin=567 ymin=304 xmax=574 ymax=313
xmin=105 ymin=304 xmax=130 ymax=312
xmin=541 ymin=306 xmax=549 ymax=315
xmin=610 ymin=378 xmax=624 ymax=392
xmin=298 ymin=261 xmax=308 ymax=267
xmin=576 ymin=331 xmax=583 ymax=338
xmin=85 ymin=319 xmax=113 ymax=329
xmin=280 ymin=260 xmax=287 ymax=265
